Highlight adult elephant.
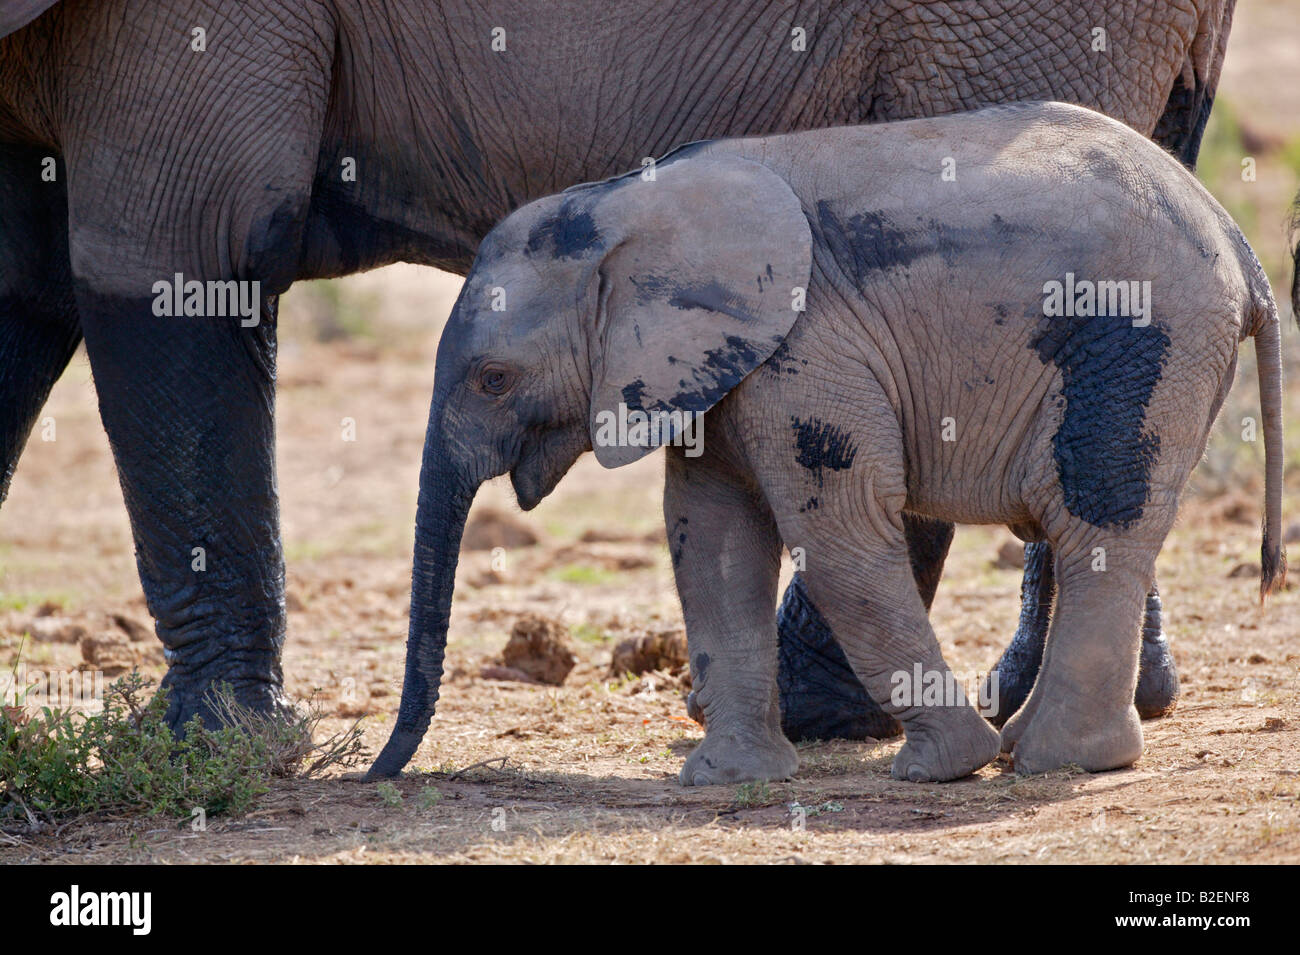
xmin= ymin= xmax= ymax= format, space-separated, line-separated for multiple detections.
xmin=0 ymin=1 xmax=1233 ymax=744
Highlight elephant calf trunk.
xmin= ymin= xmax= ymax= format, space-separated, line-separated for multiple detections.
xmin=366 ymin=462 xmax=474 ymax=779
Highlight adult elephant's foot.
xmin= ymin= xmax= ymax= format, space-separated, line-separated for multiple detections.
xmin=776 ymin=573 xmax=902 ymax=742
xmin=680 ymin=725 xmax=799 ymax=786
xmin=1133 ymin=587 xmax=1179 ymax=718
xmin=159 ymin=648 xmax=291 ymax=732
xmin=894 ymin=704 xmax=1000 ymax=783
xmin=983 ymin=544 xmax=1180 ymax=725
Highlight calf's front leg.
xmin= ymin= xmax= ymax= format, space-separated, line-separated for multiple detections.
xmin=664 ymin=444 xmax=799 ymax=786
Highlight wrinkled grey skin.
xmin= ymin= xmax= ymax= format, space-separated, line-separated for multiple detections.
xmin=372 ymin=104 xmax=1285 ymax=783
xmin=0 ymin=1 xmax=1234 ymax=731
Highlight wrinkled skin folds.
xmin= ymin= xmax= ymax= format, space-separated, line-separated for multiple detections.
xmin=371 ymin=106 xmax=1284 ymax=782
xmin=0 ymin=1 xmax=1235 ymax=733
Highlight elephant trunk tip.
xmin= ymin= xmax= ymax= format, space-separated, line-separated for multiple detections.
xmin=365 ymin=727 xmax=429 ymax=780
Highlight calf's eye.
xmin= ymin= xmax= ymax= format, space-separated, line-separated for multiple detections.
xmin=480 ymin=366 xmax=511 ymax=395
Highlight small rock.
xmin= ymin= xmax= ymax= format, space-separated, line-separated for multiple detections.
xmin=480 ymin=664 xmax=541 ymax=685
xmin=1218 ymin=498 xmax=1255 ymax=526
xmin=110 ymin=612 xmax=152 ymax=643
xmin=467 ymin=568 xmax=505 ymax=588
xmin=501 ymin=614 xmax=576 ymax=685
xmin=1227 ymin=562 xmax=1260 ymax=579
xmin=579 ymin=527 xmax=636 ymax=543
xmin=26 ymin=616 xmax=88 ymax=644
xmin=79 ymin=631 xmax=136 ymax=676
xmin=1263 ymin=717 xmax=1286 ymax=732
xmin=993 ymin=539 xmax=1025 ymax=570
xmin=462 ymin=507 xmax=539 ymax=551
xmin=1247 ymin=653 xmax=1269 ymax=664
xmin=609 ymin=629 xmax=688 ymax=677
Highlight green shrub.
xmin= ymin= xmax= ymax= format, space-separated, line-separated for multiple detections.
xmin=1 ymin=671 xmax=367 ymax=825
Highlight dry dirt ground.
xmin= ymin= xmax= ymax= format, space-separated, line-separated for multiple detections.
xmin=3 ymin=3 xmax=1300 ymax=864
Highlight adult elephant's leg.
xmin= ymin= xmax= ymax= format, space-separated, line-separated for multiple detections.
xmin=776 ymin=514 xmax=953 ymax=741
xmin=982 ymin=541 xmax=1054 ymax=726
xmin=0 ymin=146 xmax=81 ymax=505
xmin=984 ymin=544 xmax=1178 ymax=725
xmin=59 ymin=2 xmax=331 ymax=727
xmin=74 ymin=283 xmax=288 ymax=727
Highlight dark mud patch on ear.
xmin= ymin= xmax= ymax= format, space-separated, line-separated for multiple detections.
xmin=763 ymin=341 xmax=805 ymax=376
xmin=621 ymin=379 xmax=648 ymax=411
xmin=630 ymin=276 xmax=756 ymax=326
xmin=525 ymin=203 xmax=603 ymax=259
xmin=668 ymin=281 xmax=755 ymax=323
xmin=791 ymin=417 xmax=857 ymax=488
xmin=662 ymin=335 xmax=766 ymax=413
xmin=1031 ymin=314 xmax=1171 ymax=528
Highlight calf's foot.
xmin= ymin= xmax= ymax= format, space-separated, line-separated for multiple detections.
xmin=1009 ymin=693 xmax=1143 ymax=775
xmin=894 ymin=704 xmax=1000 ymax=782
xmin=680 ymin=724 xmax=799 ymax=786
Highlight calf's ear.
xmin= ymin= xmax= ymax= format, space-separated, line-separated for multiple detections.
xmin=583 ymin=152 xmax=812 ymax=468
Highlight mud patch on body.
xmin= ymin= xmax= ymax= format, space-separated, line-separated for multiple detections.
xmin=791 ymin=417 xmax=857 ymax=488
xmin=816 ymin=203 xmax=1033 ymax=289
xmin=1031 ymin=314 xmax=1171 ymax=528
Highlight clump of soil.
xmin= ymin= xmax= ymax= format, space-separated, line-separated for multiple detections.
xmin=461 ymin=507 xmax=539 ymax=551
xmin=609 ymin=629 xmax=689 ymax=677
xmin=79 ymin=631 xmax=138 ymax=676
xmin=480 ymin=664 xmax=541 ymax=685
xmin=109 ymin=613 xmax=152 ymax=642
xmin=499 ymin=614 xmax=576 ymax=685
xmin=25 ymin=616 xmax=88 ymax=644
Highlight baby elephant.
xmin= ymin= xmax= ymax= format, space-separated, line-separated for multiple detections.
xmin=369 ymin=101 xmax=1285 ymax=785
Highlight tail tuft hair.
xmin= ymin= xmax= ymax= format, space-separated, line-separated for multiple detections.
xmin=1261 ymin=529 xmax=1287 ymax=602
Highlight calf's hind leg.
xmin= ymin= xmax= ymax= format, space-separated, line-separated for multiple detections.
xmin=1000 ymin=540 xmax=1152 ymax=775
xmin=799 ymin=532 xmax=1000 ymax=782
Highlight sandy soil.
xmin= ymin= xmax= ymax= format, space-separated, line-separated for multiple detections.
xmin=2 ymin=2 xmax=1299 ymax=864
